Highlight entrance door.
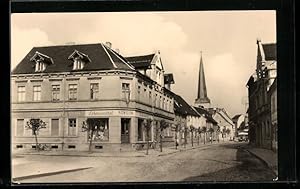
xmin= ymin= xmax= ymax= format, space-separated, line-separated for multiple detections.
xmin=121 ymin=118 xmax=130 ymax=143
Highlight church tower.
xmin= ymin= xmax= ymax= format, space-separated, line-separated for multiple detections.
xmin=195 ymin=52 xmax=211 ymax=108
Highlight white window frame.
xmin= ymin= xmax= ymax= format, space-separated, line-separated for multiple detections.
xmin=68 ymin=84 xmax=78 ymax=100
xmin=17 ymin=86 xmax=26 ymax=102
xmin=33 ymin=85 xmax=41 ymax=101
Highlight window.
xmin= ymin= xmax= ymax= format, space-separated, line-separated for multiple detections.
xmin=33 ymin=85 xmax=41 ymax=101
xmin=88 ymin=118 xmax=109 ymax=141
xmin=16 ymin=119 xmax=24 ymax=136
xmin=122 ymin=83 xmax=130 ymax=91
xmin=137 ymin=85 xmax=141 ymax=101
xmin=17 ymin=86 xmax=25 ymax=102
xmin=68 ymin=118 xmax=77 ymax=136
xmin=73 ymin=58 xmax=85 ymax=70
xmin=90 ymin=83 xmax=99 ymax=100
xmin=69 ymin=84 xmax=77 ymax=100
xmin=149 ymin=91 xmax=152 ymax=104
xmin=51 ymin=119 xmax=59 ymax=136
xmin=52 ymin=85 xmax=60 ymax=101
xmin=35 ymin=62 xmax=46 ymax=72
xmin=122 ymin=83 xmax=130 ymax=102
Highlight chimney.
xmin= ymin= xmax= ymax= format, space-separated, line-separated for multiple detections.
xmin=115 ymin=48 xmax=120 ymax=54
xmin=105 ymin=42 xmax=112 ymax=48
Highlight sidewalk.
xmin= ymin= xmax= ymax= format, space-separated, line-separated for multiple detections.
xmin=14 ymin=142 xmax=219 ymax=158
xmin=12 ymin=142 xmax=220 ymax=182
xmin=243 ymin=145 xmax=278 ymax=176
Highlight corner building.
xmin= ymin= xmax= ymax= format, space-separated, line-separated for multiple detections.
xmin=11 ymin=43 xmax=174 ymax=152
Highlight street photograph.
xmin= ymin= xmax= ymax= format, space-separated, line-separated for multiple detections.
xmin=11 ymin=11 xmax=277 ymax=183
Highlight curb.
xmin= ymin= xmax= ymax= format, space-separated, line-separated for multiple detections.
xmin=12 ymin=167 xmax=93 ymax=182
xmin=244 ymin=149 xmax=278 ymax=176
xmin=17 ymin=153 xmax=146 ymax=158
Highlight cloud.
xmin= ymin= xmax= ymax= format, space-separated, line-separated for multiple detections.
xmin=11 ymin=26 xmax=53 ymax=70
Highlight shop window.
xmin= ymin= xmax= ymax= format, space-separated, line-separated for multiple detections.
xmin=33 ymin=85 xmax=41 ymax=101
xmin=68 ymin=118 xmax=77 ymax=136
xmin=88 ymin=118 xmax=109 ymax=141
xmin=90 ymin=83 xmax=99 ymax=100
xmin=17 ymin=86 xmax=25 ymax=102
xmin=52 ymin=85 xmax=60 ymax=101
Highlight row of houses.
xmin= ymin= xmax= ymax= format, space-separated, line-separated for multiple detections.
xmin=246 ymin=39 xmax=277 ymax=151
xmin=11 ymin=42 xmax=234 ymax=152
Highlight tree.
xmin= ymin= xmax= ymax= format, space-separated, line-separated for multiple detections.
xmin=197 ymin=127 xmax=202 ymax=146
xmin=174 ymin=123 xmax=180 ymax=150
xmin=226 ymin=128 xmax=231 ymax=140
xmin=216 ymin=126 xmax=220 ymax=143
xmin=222 ymin=127 xmax=227 ymax=141
xmin=208 ymin=127 xmax=214 ymax=144
xmin=189 ymin=125 xmax=195 ymax=147
xmin=143 ymin=118 xmax=152 ymax=155
xmin=181 ymin=124 xmax=188 ymax=148
xmin=159 ymin=119 xmax=169 ymax=152
xmin=82 ymin=118 xmax=102 ymax=152
xmin=26 ymin=118 xmax=47 ymax=151
xmin=202 ymin=126 xmax=207 ymax=144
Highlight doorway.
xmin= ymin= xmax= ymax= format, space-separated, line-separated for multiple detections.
xmin=121 ymin=118 xmax=131 ymax=143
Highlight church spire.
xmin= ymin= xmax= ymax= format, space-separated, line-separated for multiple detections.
xmin=195 ymin=51 xmax=211 ymax=108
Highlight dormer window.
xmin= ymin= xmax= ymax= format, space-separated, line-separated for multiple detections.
xmin=68 ymin=50 xmax=91 ymax=70
xmin=30 ymin=51 xmax=54 ymax=72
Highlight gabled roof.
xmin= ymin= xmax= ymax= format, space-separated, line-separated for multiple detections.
xmin=125 ymin=54 xmax=155 ymax=69
xmin=262 ymin=43 xmax=277 ymax=61
xmin=173 ymin=94 xmax=199 ymax=117
xmin=12 ymin=43 xmax=133 ymax=74
xmin=232 ymin=114 xmax=242 ymax=121
xmin=164 ymin=73 xmax=175 ymax=84
xmin=193 ymin=106 xmax=218 ymax=124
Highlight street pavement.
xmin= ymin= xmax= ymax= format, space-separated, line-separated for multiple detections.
xmin=12 ymin=142 xmax=277 ymax=183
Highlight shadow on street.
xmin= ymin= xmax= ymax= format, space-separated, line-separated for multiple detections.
xmin=182 ymin=144 xmax=276 ymax=182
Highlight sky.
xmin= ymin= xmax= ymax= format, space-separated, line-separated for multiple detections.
xmin=11 ymin=11 xmax=276 ymax=117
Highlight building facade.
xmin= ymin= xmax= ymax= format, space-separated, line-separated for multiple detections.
xmin=11 ymin=43 xmax=175 ymax=152
xmin=246 ymin=39 xmax=277 ymax=149
xmin=208 ymin=108 xmax=234 ymax=141
xmin=268 ymin=78 xmax=277 ymax=151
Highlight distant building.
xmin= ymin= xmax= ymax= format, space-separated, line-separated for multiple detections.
xmin=11 ymin=43 xmax=175 ymax=152
xmin=268 ymin=78 xmax=277 ymax=151
xmin=172 ymin=94 xmax=205 ymax=145
xmin=246 ymin=39 xmax=276 ymax=149
xmin=208 ymin=108 xmax=235 ymax=141
xmin=232 ymin=114 xmax=245 ymax=138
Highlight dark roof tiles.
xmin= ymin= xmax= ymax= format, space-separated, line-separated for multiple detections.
xmin=12 ymin=43 xmax=133 ymax=74
xmin=125 ymin=54 xmax=155 ymax=69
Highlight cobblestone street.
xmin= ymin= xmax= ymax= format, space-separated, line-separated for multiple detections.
xmin=12 ymin=142 xmax=276 ymax=183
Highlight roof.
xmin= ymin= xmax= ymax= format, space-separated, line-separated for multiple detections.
xmin=173 ymin=94 xmax=199 ymax=117
xmin=125 ymin=54 xmax=155 ymax=69
xmin=12 ymin=43 xmax=133 ymax=74
xmin=232 ymin=114 xmax=242 ymax=121
xmin=164 ymin=73 xmax=175 ymax=84
xmin=262 ymin=43 xmax=277 ymax=61
xmin=193 ymin=106 xmax=218 ymax=124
